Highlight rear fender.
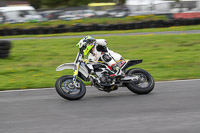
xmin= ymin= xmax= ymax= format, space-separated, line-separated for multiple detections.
xmin=122 ymin=59 xmax=143 ymax=71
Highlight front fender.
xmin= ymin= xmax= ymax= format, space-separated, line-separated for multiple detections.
xmin=56 ymin=63 xmax=74 ymax=71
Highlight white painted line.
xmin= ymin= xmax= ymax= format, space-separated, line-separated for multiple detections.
xmin=0 ymin=79 xmax=199 ymax=93
xmin=0 ymin=88 xmax=54 ymax=93
xmin=0 ymin=86 xmax=94 ymax=93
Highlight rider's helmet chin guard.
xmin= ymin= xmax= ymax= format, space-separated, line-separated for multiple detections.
xmin=82 ymin=36 xmax=95 ymax=55
xmin=84 ymin=43 xmax=95 ymax=55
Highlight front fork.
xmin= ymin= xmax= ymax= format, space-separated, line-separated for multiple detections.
xmin=72 ymin=61 xmax=80 ymax=87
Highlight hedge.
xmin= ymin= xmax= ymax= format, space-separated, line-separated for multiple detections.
xmin=0 ymin=18 xmax=200 ymax=36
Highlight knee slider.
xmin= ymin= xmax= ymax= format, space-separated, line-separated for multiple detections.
xmin=102 ymin=54 xmax=112 ymax=62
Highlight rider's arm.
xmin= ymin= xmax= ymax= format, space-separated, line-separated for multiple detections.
xmin=95 ymin=39 xmax=108 ymax=52
xmin=96 ymin=45 xmax=108 ymax=52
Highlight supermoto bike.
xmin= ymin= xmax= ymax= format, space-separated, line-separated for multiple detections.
xmin=55 ymin=48 xmax=155 ymax=100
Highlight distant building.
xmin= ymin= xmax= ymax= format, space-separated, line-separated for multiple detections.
xmin=125 ymin=0 xmax=173 ymax=15
xmin=125 ymin=0 xmax=200 ymax=15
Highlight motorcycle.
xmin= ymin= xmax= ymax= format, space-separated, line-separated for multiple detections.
xmin=55 ymin=43 xmax=155 ymax=100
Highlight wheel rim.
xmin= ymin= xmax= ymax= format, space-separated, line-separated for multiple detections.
xmin=129 ymin=72 xmax=150 ymax=88
xmin=60 ymin=79 xmax=81 ymax=94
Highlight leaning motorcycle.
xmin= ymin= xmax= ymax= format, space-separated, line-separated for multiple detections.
xmin=55 ymin=43 xmax=155 ymax=100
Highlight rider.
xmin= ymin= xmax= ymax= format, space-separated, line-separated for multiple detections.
xmin=77 ymin=36 xmax=125 ymax=77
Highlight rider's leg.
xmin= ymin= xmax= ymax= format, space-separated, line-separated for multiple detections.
xmin=101 ymin=53 xmax=116 ymax=66
xmin=108 ymin=50 xmax=123 ymax=61
xmin=101 ymin=53 xmax=123 ymax=76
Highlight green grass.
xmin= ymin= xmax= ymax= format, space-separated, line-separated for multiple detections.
xmin=1 ymin=24 xmax=200 ymax=39
xmin=0 ymin=34 xmax=200 ymax=90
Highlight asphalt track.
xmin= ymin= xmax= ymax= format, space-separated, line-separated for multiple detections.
xmin=1 ymin=30 xmax=200 ymax=41
xmin=0 ymin=79 xmax=200 ymax=133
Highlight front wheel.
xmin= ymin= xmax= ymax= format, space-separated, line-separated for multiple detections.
xmin=55 ymin=75 xmax=86 ymax=100
xmin=125 ymin=68 xmax=155 ymax=94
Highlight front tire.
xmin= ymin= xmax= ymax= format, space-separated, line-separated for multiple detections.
xmin=55 ymin=75 xmax=86 ymax=100
xmin=125 ymin=68 xmax=155 ymax=94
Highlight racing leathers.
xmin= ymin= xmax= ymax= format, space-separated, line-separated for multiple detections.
xmin=88 ymin=39 xmax=125 ymax=76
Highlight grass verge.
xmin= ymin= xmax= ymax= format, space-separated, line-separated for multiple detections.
xmin=0 ymin=34 xmax=200 ymax=90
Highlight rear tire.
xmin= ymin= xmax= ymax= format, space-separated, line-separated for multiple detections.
xmin=55 ymin=75 xmax=86 ymax=100
xmin=125 ymin=68 xmax=154 ymax=94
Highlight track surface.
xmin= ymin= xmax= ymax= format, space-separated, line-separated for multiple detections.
xmin=0 ymin=79 xmax=200 ymax=133
xmin=1 ymin=30 xmax=200 ymax=41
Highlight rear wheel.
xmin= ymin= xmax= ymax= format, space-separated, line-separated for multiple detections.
xmin=55 ymin=75 xmax=86 ymax=100
xmin=125 ymin=68 xmax=154 ymax=94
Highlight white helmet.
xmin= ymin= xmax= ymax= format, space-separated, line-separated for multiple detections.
xmin=77 ymin=39 xmax=86 ymax=49
xmin=76 ymin=36 xmax=96 ymax=55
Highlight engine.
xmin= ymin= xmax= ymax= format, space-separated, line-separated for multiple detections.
xmin=91 ymin=63 xmax=118 ymax=92
xmin=99 ymin=72 xmax=113 ymax=85
xmin=95 ymin=70 xmax=118 ymax=92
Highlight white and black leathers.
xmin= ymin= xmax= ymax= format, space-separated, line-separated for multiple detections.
xmin=88 ymin=39 xmax=123 ymax=67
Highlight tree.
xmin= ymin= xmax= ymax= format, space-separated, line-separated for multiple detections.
xmin=42 ymin=0 xmax=70 ymax=8
xmin=18 ymin=0 xmax=126 ymax=9
xmin=29 ymin=0 xmax=42 ymax=9
xmin=41 ymin=0 xmax=116 ymax=8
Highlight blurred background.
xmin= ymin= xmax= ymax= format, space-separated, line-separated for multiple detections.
xmin=0 ymin=0 xmax=200 ymax=24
